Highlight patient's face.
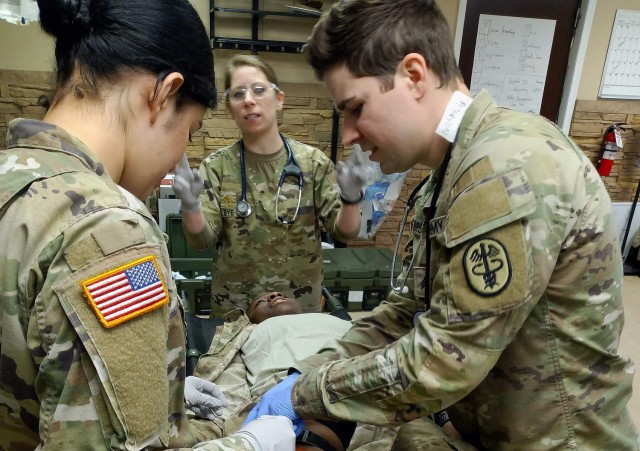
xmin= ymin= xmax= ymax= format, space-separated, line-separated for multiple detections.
xmin=248 ymin=291 xmax=303 ymax=324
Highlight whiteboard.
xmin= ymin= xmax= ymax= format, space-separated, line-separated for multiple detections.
xmin=469 ymin=14 xmax=556 ymax=114
xmin=599 ymin=9 xmax=640 ymax=99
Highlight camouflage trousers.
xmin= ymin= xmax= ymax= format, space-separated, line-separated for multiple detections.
xmin=190 ymin=412 xmax=476 ymax=450
xmin=390 ymin=417 xmax=477 ymax=451
xmin=346 ymin=417 xmax=477 ymax=451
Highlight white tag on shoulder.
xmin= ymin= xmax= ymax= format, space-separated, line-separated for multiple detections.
xmin=436 ymin=91 xmax=473 ymax=143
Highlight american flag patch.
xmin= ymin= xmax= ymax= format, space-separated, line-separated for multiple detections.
xmin=80 ymin=256 xmax=169 ymax=328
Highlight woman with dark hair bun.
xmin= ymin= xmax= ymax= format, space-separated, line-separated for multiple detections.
xmin=0 ymin=0 xmax=295 ymax=449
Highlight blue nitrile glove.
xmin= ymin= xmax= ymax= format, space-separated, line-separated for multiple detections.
xmin=243 ymin=372 xmax=303 ymax=436
xmin=172 ymin=153 xmax=204 ymax=213
xmin=184 ymin=376 xmax=229 ymax=421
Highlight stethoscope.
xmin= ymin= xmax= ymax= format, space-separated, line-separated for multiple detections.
xmin=236 ymin=132 xmax=303 ymax=225
xmin=390 ymin=142 xmax=454 ymax=302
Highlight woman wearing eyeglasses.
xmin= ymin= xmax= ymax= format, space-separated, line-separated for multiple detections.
xmin=174 ymin=54 xmax=363 ymax=317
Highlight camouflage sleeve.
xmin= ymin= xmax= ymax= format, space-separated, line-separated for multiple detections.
xmin=294 ymin=291 xmax=422 ymax=373
xmin=31 ymin=206 xmax=195 ymax=448
xmin=168 ymin=434 xmax=257 ymax=450
xmin=201 ymin=352 xmax=252 ymax=438
xmin=291 ymin=140 xmax=586 ymax=425
xmin=188 ymin=316 xmax=255 ymax=440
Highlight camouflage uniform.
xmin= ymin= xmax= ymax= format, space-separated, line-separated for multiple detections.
xmin=192 ymin=138 xmax=351 ymax=316
xmin=291 ymin=91 xmax=639 ymax=450
xmin=0 ymin=119 xmax=258 ymax=450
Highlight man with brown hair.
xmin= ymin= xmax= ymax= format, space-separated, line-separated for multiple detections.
xmin=246 ymin=1 xmax=639 ymax=449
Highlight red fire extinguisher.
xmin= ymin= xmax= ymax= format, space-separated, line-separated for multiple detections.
xmin=597 ymin=123 xmax=625 ymax=177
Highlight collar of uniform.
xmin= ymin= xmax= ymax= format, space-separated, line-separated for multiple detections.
xmin=455 ymin=90 xmax=497 ymax=151
xmin=432 ymin=90 xmax=496 ymax=212
xmin=435 ymin=90 xmax=474 ymax=143
xmin=243 ymin=143 xmax=286 ymax=163
xmin=6 ymin=118 xmax=107 ymax=177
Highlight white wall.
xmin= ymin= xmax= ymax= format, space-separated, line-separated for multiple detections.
xmin=0 ymin=0 xmax=209 ymax=72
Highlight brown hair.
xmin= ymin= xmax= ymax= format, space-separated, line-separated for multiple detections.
xmin=303 ymin=0 xmax=462 ymax=91
xmin=223 ymin=54 xmax=279 ymax=93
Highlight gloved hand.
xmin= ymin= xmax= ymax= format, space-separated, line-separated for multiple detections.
xmin=232 ymin=415 xmax=296 ymax=451
xmin=184 ymin=376 xmax=228 ymax=421
xmin=243 ymin=372 xmax=303 ymax=436
xmin=336 ymin=145 xmax=368 ymax=204
xmin=172 ymin=153 xmax=204 ymax=213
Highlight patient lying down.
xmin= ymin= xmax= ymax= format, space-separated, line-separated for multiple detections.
xmin=189 ymin=292 xmax=356 ymax=450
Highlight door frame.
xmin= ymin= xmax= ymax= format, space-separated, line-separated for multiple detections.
xmin=453 ymin=0 xmax=597 ymax=134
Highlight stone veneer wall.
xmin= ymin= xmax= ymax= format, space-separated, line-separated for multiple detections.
xmin=0 ymin=69 xmax=424 ymax=250
xmin=0 ymin=70 xmax=52 ymax=128
xmin=3 ymin=69 xmax=637 ymax=251
xmin=568 ymin=99 xmax=640 ymax=202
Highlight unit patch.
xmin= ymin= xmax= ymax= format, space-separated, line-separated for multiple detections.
xmin=462 ymin=237 xmax=511 ymax=296
xmin=80 ymin=255 xmax=168 ymax=328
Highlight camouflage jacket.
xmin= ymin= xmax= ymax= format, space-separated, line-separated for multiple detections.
xmin=192 ymin=137 xmax=350 ymax=315
xmin=0 ymin=119 xmax=256 ymax=451
xmin=291 ymin=92 xmax=639 ymax=450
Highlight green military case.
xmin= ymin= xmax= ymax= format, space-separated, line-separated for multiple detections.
xmin=166 ymin=214 xmax=215 ymax=259
xmin=323 ymin=247 xmax=401 ymax=311
xmin=165 ymin=214 xmax=215 ymax=315
xmin=171 ymin=258 xmax=212 ymax=315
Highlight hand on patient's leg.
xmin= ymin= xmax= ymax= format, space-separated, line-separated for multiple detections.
xmin=185 ymin=376 xmax=229 ymax=420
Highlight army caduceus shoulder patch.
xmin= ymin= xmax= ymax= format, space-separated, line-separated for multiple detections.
xmin=462 ymin=237 xmax=511 ymax=296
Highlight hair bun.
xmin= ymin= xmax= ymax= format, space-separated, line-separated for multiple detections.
xmin=37 ymin=0 xmax=91 ymax=40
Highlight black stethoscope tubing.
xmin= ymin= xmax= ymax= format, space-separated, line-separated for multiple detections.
xmin=390 ymin=142 xmax=454 ymax=308
xmin=237 ymin=133 xmax=303 ymax=224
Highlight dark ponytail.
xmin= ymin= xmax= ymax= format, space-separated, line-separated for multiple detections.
xmin=37 ymin=0 xmax=217 ymax=109
xmin=37 ymin=0 xmax=91 ymax=41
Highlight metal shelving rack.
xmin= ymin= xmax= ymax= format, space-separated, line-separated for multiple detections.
xmin=209 ymin=1 xmax=340 ymax=166
xmin=210 ymin=1 xmax=321 ymax=54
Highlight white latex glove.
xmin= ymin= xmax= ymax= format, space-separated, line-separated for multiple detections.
xmin=172 ymin=153 xmax=204 ymax=213
xmin=184 ymin=376 xmax=228 ymax=420
xmin=232 ymin=415 xmax=296 ymax=451
xmin=336 ymin=146 xmax=368 ymax=204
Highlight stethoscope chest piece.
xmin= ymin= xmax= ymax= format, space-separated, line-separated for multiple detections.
xmin=236 ymin=199 xmax=252 ymax=218
xmin=413 ymin=309 xmax=427 ymax=326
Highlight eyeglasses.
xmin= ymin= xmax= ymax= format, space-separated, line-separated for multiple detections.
xmin=224 ymin=82 xmax=279 ymax=103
